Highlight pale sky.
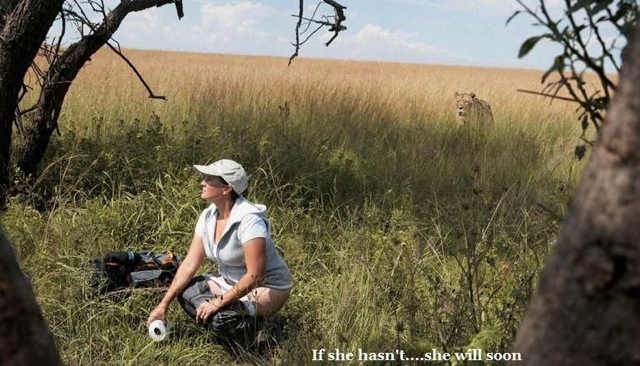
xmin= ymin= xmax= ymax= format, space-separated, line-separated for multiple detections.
xmin=59 ymin=0 xmax=618 ymax=71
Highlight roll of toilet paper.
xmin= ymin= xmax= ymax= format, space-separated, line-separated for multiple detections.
xmin=148 ymin=319 xmax=172 ymax=342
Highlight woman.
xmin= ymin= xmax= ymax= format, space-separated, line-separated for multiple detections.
xmin=146 ymin=159 xmax=292 ymax=335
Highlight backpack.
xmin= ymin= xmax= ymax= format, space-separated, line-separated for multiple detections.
xmin=89 ymin=250 xmax=183 ymax=295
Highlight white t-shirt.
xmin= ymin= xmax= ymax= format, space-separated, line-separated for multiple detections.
xmin=192 ymin=199 xmax=293 ymax=289
xmin=195 ymin=213 xmax=268 ymax=260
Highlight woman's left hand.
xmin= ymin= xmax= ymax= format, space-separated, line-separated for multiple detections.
xmin=196 ymin=300 xmax=220 ymax=323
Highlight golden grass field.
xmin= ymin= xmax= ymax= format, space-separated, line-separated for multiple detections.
xmin=63 ymin=49 xmax=579 ymax=129
xmin=6 ymin=48 xmax=595 ymax=364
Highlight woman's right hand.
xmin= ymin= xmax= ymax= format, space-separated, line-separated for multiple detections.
xmin=146 ymin=305 xmax=167 ymax=328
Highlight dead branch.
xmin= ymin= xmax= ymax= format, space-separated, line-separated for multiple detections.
xmin=107 ymin=40 xmax=166 ymax=100
xmin=289 ymin=0 xmax=346 ymax=65
xmin=174 ymin=0 xmax=184 ymax=19
xmin=63 ymin=1 xmax=170 ymax=100
xmin=516 ymin=88 xmax=576 ymax=102
xmin=16 ymin=0 xmax=174 ymax=177
xmin=288 ymin=0 xmax=304 ymax=65
xmin=323 ymin=0 xmax=346 ymax=46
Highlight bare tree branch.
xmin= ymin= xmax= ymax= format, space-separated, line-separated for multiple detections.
xmin=289 ymin=0 xmax=346 ymax=65
xmin=16 ymin=0 xmax=174 ymax=177
xmin=323 ymin=0 xmax=346 ymax=46
xmin=288 ymin=0 xmax=304 ymax=65
xmin=516 ymin=88 xmax=576 ymax=102
xmin=106 ymin=40 xmax=166 ymax=100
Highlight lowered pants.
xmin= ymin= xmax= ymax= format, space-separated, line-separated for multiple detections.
xmin=178 ymin=275 xmax=263 ymax=344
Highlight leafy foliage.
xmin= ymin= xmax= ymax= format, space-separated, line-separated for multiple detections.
xmin=509 ymin=0 xmax=637 ymax=154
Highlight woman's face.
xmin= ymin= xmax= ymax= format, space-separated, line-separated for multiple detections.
xmin=200 ymin=175 xmax=231 ymax=201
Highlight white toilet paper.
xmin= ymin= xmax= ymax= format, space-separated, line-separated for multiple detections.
xmin=148 ymin=319 xmax=172 ymax=342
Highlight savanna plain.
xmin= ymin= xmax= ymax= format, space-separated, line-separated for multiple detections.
xmin=4 ymin=49 xmax=588 ymax=365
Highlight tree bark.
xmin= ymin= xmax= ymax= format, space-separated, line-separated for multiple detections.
xmin=0 ymin=0 xmax=22 ymax=29
xmin=0 ymin=225 xmax=62 ymax=365
xmin=0 ymin=0 xmax=65 ymax=209
xmin=512 ymin=21 xmax=640 ymax=365
xmin=17 ymin=0 xmax=173 ymax=176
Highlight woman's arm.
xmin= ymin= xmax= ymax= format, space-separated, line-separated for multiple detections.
xmin=221 ymin=237 xmax=266 ymax=304
xmin=195 ymin=237 xmax=266 ymax=321
xmin=146 ymin=234 xmax=205 ymax=326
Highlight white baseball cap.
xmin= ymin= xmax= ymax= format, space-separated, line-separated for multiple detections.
xmin=193 ymin=159 xmax=248 ymax=195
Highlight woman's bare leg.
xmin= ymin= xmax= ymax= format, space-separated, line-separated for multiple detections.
xmin=207 ymin=275 xmax=290 ymax=316
xmin=246 ymin=287 xmax=291 ymax=317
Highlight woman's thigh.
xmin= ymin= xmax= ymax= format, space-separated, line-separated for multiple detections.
xmin=246 ymin=287 xmax=291 ymax=317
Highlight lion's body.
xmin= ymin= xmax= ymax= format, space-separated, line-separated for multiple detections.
xmin=454 ymin=92 xmax=494 ymax=127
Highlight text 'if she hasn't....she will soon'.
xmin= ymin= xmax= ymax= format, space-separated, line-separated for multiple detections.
xmin=312 ymin=348 xmax=523 ymax=362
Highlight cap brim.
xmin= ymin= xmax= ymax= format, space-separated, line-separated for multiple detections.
xmin=193 ymin=164 xmax=221 ymax=176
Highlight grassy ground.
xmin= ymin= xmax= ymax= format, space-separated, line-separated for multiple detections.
xmin=3 ymin=49 xmax=587 ymax=365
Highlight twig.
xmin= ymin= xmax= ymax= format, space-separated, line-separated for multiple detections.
xmin=289 ymin=0 xmax=304 ymax=65
xmin=96 ymin=286 xmax=170 ymax=297
xmin=65 ymin=1 xmax=170 ymax=100
xmin=323 ymin=0 xmax=346 ymax=46
xmin=294 ymin=22 xmax=325 ymax=47
xmin=289 ymin=0 xmax=346 ymax=65
xmin=105 ymin=41 xmax=166 ymax=100
xmin=516 ymin=88 xmax=575 ymax=102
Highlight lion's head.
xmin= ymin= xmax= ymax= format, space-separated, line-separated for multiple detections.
xmin=454 ymin=92 xmax=477 ymax=120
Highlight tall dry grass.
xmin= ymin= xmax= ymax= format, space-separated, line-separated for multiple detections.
xmin=5 ymin=49 xmax=589 ymax=365
xmin=60 ymin=49 xmax=575 ymax=126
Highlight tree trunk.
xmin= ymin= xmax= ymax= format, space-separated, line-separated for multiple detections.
xmin=0 ymin=225 xmax=62 ymax=365
xmin=0 ymin=0 xmax=64 ymax=209
xmin=17 ymin=0 xmax=173 ymax=176
xmin=511 ymin=21 xmax=640 ymax=365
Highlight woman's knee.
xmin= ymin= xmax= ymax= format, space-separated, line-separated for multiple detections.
xmin=249 ymin=287 xmax=291 ymax=317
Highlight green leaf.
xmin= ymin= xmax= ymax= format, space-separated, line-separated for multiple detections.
xmin=506 ymin=10 xmax=521 ymax=25
xmin=575 ymin=145 xmax=587 ymax=160
xmin=581 ymin=115 xmax=589 ymax=131
xmin=542 ymin=55 xmax=564 ymax=83
xmin=518 ymin=35 xmax=544 ymax=58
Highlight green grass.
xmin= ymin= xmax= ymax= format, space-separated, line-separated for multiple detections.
xmin=3 ymin=52 xmax=586 ymax=365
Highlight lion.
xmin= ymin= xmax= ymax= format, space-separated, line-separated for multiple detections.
xmin=454 ymin=92 xmax=494 ymax=127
